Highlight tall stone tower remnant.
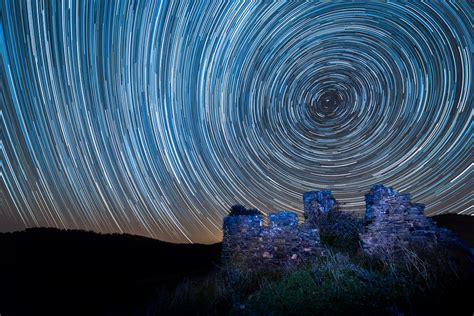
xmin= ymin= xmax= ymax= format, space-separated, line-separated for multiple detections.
xmin=304 ymin=190 xmax=337 ymax=226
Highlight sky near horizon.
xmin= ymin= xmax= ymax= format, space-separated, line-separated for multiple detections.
xmin=1 ymin=2 xmax=471 ymax=243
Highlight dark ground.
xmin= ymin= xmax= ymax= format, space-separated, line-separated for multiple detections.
xmin=0 ymin=228 xmax=221 ymax=316
xmin=431 ymin=214 xmax=474 ymax=248
xmin=0 ymin=214 xmax=472 ymax=316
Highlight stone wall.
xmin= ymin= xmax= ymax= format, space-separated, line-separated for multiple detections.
xmin=222 ymin=210 xmax=321 ymax=268
xmin=303 ymin=190 xmax=337 ymax=226
xmin=222 ymin=185 xmax=443 ymax=268
xmin=360 ymin=184 xmax=438 ymax=256
xmin=222 ymin=214 xmax=263 ymax=266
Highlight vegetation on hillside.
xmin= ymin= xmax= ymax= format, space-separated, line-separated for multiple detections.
xmin=149 ymin=214 xmax=474 ymax=316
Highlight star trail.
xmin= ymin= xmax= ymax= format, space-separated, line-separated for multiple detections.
xmin=0 ymin=2 xmax=472 ymax=243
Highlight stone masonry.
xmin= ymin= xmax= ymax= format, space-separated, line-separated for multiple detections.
xmin=303 ymin=190 xmax=338 ymax=226
xmin=360 ymin=184 xmax=438 ymax=256
xmin=222 ymin=185 xmax=441 ymax=267
xmin=222 ymin=210 xmax=321 ymax=267
xmin=222 ymin=191 xmax=338 ymax=267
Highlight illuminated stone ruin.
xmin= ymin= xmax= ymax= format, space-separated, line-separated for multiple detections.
xmin=222 ymin=185 xmax=440 ymax=267
xmin=360 ymin=184 xmax=438 ymax=256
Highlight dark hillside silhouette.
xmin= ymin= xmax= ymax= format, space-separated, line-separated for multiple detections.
xmin=432 ymin=214 xmax=474 ymax=247
xmin=0 ymin=228 xmax=221 ymax=316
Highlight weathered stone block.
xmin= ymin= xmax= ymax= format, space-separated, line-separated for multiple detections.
xmin=269 ymin=211 xmax=298 ymax=227
xmin=360 ymin=184 xmax=438 ymax=259
xmin=304 ymin=190 xmax=337 ymax=226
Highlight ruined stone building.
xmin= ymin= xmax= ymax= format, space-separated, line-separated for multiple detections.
xmin=222 ymin=184 xmax=440 ymax=267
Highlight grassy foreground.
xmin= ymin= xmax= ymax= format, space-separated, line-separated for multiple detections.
xmin=148 ymin=225 xmax=473 ymax=315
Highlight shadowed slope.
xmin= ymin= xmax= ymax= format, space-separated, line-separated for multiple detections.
xmin=431 ymin=214 xmax=474 ymax=247
xmin=0 ymin=228 xmax=221 ymax=316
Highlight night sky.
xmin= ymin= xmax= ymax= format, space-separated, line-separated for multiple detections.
xmin=1 ymin=2 xmax=471 ymax=243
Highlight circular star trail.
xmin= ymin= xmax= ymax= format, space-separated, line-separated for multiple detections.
xmin=1 ymin=2 xmax=472 ymax=243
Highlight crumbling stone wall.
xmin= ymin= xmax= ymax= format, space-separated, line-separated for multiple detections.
xmin=222 ymin=210 xmax=321 ymax=268
xmin=261 ymin=212 xmax=320 ymax=262
xmin=360 ymin=185 xmax=438 ymax=256
xmin=222 ymin=214 xmax=263 ymax=266
xmin=304 ymin=190 xmax=337 ymax=226
xmin=223 ymin=185 xmax=442 ymax=268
